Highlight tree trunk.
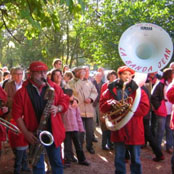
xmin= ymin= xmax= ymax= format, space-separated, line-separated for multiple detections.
xmin=66 ymin=21 xmax=70 ymax=64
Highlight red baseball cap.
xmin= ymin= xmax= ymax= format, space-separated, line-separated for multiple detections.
xmin=29 ymin=61 xmax=48 ymax=72
xmin=117 ymin=66 xmax=135 ymax=75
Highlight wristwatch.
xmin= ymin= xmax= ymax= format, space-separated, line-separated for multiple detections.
xmin=57 ymin=105 xmax=63 ymax=112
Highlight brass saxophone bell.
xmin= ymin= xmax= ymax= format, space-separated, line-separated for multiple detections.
xmin=39 ymin=130 xmax=54 ymax=146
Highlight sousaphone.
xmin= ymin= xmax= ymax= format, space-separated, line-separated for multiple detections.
xmin=119 ymin=23 xmax=173 ymax=73
xmin=105 ymin=23 xmax=173 ymax=131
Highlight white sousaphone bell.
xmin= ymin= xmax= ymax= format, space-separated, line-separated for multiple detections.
xmin=105 ymin=23 xmax=173 ymax=131
xmin=119 ymin=23 xmax=173 ymax=74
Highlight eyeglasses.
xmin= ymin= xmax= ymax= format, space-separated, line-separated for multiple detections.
xmin=15 ymin=73 xmax=23 ymax=75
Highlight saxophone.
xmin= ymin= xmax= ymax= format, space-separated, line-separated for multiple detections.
xmin=29 ymin=79 xmax=55 ymax=166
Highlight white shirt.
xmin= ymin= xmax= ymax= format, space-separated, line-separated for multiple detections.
xmin=15 ymin=81 xmax=23 ymax=91
xmin=164 ymin=81 xmax=172 ymax=114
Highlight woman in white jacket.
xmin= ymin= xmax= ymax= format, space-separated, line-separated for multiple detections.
xmin=68 ymin=66 xmax=98 ymax=154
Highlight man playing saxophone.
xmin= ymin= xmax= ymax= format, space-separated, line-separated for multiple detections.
xmin=12 ymin=61 xmax=69 ymax=174
xmin=100 ymin=66 xmax=150 ymax=174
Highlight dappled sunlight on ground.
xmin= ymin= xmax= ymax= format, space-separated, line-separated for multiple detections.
xmin=0 ymin=127 xmax=172 ymax=174
xmin=97 ymin=154 xmax=109 ymax=162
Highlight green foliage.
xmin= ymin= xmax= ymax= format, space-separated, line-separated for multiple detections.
xmin=0 ymin=0 xmax=85 ymax=40
xmin=78 ymin=0 xmax=174 ymax=70
xmin=0 ymin=0 xmax=85 ymax=69
xmin=0 ymin=0 xmax=174 ymax=71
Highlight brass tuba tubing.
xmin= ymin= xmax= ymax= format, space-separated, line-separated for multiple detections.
xmin=0 ymin=117 xmax=20 ymax=134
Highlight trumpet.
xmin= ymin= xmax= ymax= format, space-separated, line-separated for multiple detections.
xmin=0 ymin=117 xmax=20 ymax=134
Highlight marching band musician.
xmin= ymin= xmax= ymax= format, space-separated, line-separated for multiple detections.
xmin=8 ymin=118 xmax=31 ymax=174
xmin=99 ymin=66 xmax=150 ymax=174
xmin=0 ymin=85 xmax=8 ymax=157
xmin=12 ymin=61 xmax=69 ymax=174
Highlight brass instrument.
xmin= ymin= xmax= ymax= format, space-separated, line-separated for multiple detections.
xmin=29 ymin=79 xmax=55 ymax=166
xmin=107 ymin=95 xmax=133 ymax=121
xmin=0 ymin=99 xmax=20 ymax=134
xmin=104 ymin=80 xmax=140 ymax=131
xmin=0 ymin=117 xmax=20 ymax=134
xmin=105 ymin=23 xmax=173 ymax=131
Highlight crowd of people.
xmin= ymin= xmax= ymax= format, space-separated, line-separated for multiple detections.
xmin=0 ymin=58 xmax=174 ymax=174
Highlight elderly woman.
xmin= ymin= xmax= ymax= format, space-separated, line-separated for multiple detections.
xmin=68 ymin=66 xmax=98 ymax=154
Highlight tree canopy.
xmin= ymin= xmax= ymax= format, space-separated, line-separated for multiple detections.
xmin=0 ymin=0 xmax=173 ymax=70
xmin=78 ymin=0 xmax=174 ymax=69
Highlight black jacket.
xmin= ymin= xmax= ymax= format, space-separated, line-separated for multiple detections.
xmin=151 ymin=81 xmax=165 ymax=110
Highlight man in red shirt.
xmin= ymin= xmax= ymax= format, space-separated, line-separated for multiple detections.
xmin=12 ymin=61 xmax=69 ymax=174
xmin=100 ymin=66 xmax=150 ymax=174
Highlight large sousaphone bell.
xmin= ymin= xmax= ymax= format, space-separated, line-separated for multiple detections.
xmin=119 ymin=23 xmax=173 ymax=73
xmin=105 ymin=23 xmax=173 ymax=131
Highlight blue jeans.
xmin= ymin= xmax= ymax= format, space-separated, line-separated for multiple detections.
xmin=14 ymin=149 xmax=29 ymax=174
xmin=155 ymin=115 xmax=166 ymax=150
xmin=33 ymin=144 xmax=63 ymax=174
xmin=114 ymin=143 xmax=142 ymax=174
xmin=166 ymin=114 xmax=173 ymax=150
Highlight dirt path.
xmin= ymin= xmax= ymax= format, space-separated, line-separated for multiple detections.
xmin=65 ymin=127 xmax=172 ymax=174
xmin=0 ymin=127 xmax=172 ymax=174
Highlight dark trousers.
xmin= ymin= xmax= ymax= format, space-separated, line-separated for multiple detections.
xmin=143 ymin=119 xmax=163 ymax=158
xmin=14 ymin=149 xmax=29 ymax=174
xmin=102 ymin=130 xmax=112 ymax=148
xmin=64 ymin=131 xmax=86 ymax=162
xmin=166 ymin=114 xmax=174 ymax=150
xmin=79 ymin=117 xmax=94 ymax=150
xmin=151 ymin=111 xmax=157 ymax=137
